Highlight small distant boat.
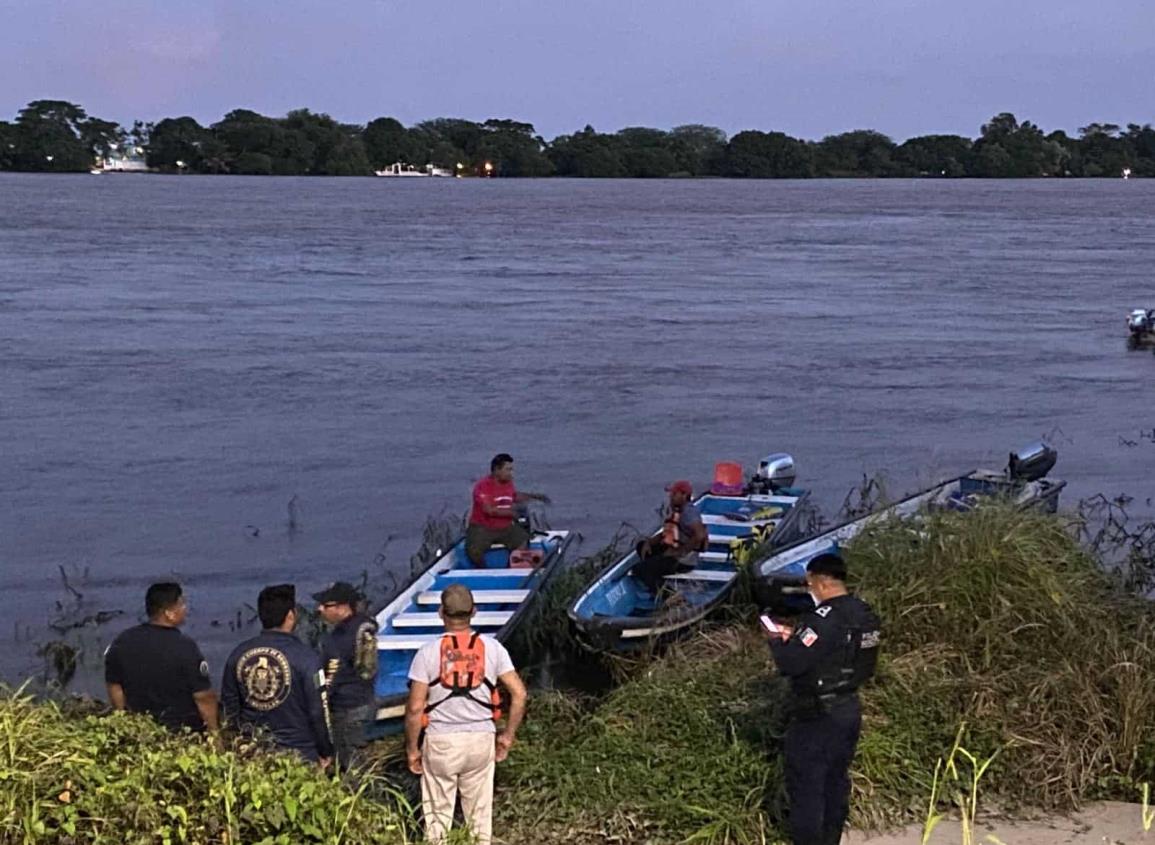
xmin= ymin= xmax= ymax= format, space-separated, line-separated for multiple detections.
xmin=755 ymin=442 xmax=1067 ymax=613
xmin=372 ymin=527 xmax=574 ymax=733
xmin=568 ymin=454 xmax=812 ymax=653
xmin=1128 ymin=309 xmax=1154 ymax=347
xmin=374 ymin=162 xmax=454 ymax=178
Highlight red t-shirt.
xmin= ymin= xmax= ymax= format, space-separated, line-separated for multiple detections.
xmin=470 ymin=476 xmax=517 ymax=530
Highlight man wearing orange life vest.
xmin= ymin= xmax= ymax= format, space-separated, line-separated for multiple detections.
xmin=465 ymin=453 xmax=551 ymax=567
xmin=632 ymin=479 xmax=709 ymax=595
xmin=404 ymin=583 xmax=527 ymax=845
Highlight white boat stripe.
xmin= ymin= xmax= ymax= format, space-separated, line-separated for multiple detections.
xmin=436 ymin=569 xmax=531 ymax=579
xmin=664 ymin=569 xmax=736 ymax=583
xmin=700 ymin=514 xmax=779 ymax=526
xmin=416 ymin=589 xmax=529 ymax=605
xmin=377 ymin=635 xmax=442 ymax=650
xmin=392 ymin=611 xmax=513 ymax=627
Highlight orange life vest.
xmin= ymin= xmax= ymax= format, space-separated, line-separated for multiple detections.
xmin=661 ymin=509 xmax=683 ymax=547
xmin=661 ymin=508 xmax=705 ymax=551
xmin=422 ymin=632 xmax=502 ymax=728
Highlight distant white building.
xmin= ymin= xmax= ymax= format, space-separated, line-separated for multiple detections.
xmin=96 ymin=145 xmax=151 ymax=173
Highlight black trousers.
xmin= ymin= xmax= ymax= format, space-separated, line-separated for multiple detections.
xmin=783 ymin=696 xmax=861 ymax=845
xmin=631 ymin=541 xmax=683 ymax=593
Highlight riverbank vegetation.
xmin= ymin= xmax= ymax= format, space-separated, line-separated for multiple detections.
xmin=4 ymin=502 xmax=1155 ymax=844
xmin=2 ymin=99 xmax=1153 ymax=178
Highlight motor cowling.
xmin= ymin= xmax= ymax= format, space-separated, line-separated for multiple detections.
xmin=756 ymin=453 xmax=796 ymax=491
xmin=1007 ymin=441 xmax=1057 ymax=482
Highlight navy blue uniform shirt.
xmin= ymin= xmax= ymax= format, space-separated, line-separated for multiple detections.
xmin=319 ymin=612 xmax=378 ymax=711
xmin=104 ymin=623 xmax=212 ymax=732
xmin=769 ymin=594 xmax=881 ymax=712
xmin=221 ymin=630 xmax=334 ymax=761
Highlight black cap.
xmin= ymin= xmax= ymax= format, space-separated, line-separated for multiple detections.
xmin=806 ymin=552 xmax=848 ymax=581
xmin=312 ymin=581 xmax=361 ymax=605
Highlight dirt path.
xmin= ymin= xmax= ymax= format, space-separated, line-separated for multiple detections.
xmin=845 ymin=802 xmax=1152 ymax=845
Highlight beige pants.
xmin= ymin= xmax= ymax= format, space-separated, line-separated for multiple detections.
xmin=421 ymin=732 xmax=496 ymax=845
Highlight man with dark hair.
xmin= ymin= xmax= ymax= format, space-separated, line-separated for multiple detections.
xmin=314 ymin=580 xmax=379 ymax=770
xmin=764 ymin=552 xmax=882 ymax=845
xmin=104 ymin=582 xmax=218 ymax=732
xmin=465 ymin=453 xmax=550 ymax=567
xmin=221 ymin=584 xmax=334 ymax=766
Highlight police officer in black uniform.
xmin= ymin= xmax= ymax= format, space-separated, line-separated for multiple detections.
xmin=104 ymin=582 xmax=219 ymax=732
xmin=221 ymin=584 xmax=334 ymax=766
xmin=313 ymin=581 xmax=379 ymax=769
xmin=766 ymin=552 xmax=881 ymax=845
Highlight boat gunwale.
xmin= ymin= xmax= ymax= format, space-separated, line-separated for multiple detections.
xmin=566 ymin=490 xmax=812 ymax=643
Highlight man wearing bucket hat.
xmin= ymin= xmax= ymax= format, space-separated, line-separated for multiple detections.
xmin=630 ymin=479 xmax=708 ymax=596
xmin=314 ymin=581 xmax=379 ymax=770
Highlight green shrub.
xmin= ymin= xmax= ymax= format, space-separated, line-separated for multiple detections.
xmin=0 ymin=691 xmax=414 ymax=844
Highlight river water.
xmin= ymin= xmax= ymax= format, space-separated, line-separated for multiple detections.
xmin=1 ymin=174 xmax=1152 ymax=691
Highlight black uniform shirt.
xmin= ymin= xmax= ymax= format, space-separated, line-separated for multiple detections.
xmin=769 ymin=593 xmax=881 ymax=710
xmin=319 ymin=612 xmax=378 ymax=711
xmin=221 ymin=630 xmax=334 ymax=762
xmin=104 ymin=623 xmax=212 ymax=731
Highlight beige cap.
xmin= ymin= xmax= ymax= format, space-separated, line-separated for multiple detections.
xmin=440 ymin=583 xmax=475 ymax=617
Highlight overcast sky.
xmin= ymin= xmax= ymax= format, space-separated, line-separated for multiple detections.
xmin=2 ymin=0 xmax=1153 ymax=141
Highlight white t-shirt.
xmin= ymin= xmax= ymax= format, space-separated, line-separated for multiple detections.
xmin=408 ymin=631 xmax=515 ymax=735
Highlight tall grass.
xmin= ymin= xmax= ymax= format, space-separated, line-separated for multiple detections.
xmin=0 ymin=687 xmax=416 ymax=844
xmin=492 ymin=502 xmax=1155 ymax=843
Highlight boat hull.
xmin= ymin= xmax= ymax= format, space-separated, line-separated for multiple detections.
xmin=370 ymin=528 xmax=575 ymax=735
xmin=568 ymin=488 xmax=812 ymax=653
xmin=754 ymin=471 xmax=1066 ymax=613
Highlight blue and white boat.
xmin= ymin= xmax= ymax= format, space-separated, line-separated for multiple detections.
xmin=372 ymin=528 xmax=575 ymax=732
xmin=567 ymin=454 xmax=811 ymax=653
xmin=755 ymin=442 xmax=1067 ymax=613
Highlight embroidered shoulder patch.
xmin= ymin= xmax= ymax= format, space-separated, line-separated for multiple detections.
xmin=815 ymin=606 xmax=832 ymax=618
xmin=800 ymin=628 xmax=819 ymax=647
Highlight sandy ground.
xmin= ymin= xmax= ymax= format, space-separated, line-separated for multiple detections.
xmin=845 ymin=802 xmax=1153 ymax=845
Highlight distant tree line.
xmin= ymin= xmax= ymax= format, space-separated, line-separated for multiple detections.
xmin=2 ymin=99 xmax=1153 ymax=178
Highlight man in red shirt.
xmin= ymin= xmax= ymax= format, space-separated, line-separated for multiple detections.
xmin=466 ymin=453 xmax=550 ymax=566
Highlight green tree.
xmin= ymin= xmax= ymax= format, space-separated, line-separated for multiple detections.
xmin=363 ymin=117 xmax=419 ymax=167
xmin=11 ymin=100 xmax=96 ymax=171
xmin=896 ymin=135 xmax=972 ymax=176
xmin=416 ymin=118 xmax=485 ymax=159
xmin=614 ymin=127 xmax=678 ymax=177
xmin=815 ymin=130 xmax=898 ymax=176
xmin=80 ymin=118 xmax=124 ymax=160
xmin=478 ymin=118 xmax=554 ymax=176
xmin=146 ymin=116 xmax=213 ymax=170
xmin=724 ymin=130 xmax=813 ymax=178
xmin=233 ymin=151 xmax=274 ymax=175
xmin=970 ymin=113 xmax=1066 ymax=177
xmin=668 ymin=124 xmax=727 ymax=176
xmin=0 ymin=120 xmax=15 ymax=169
xmin=1122 ymin=123 xmax=1155 ymax=176
xmin=547 ymin=126 xmax=627 ymax=177
xmin=1073 ymin=122 xmax=1132 ymax=177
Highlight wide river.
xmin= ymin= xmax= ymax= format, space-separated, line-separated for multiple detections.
xmin=1 ymin=174 xmax=1152 ymax=691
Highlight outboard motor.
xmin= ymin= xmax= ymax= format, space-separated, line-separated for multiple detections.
xmin=1129 ymin=309 xmax=1155 ymax=336
xmin=748 ymin=453 xmax=796 ymax=494
xmin=1007 ymin=441 xmax=1057 ymax=482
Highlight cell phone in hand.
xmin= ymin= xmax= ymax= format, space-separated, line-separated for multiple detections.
xmin=759 ymin=614 xmax=781 ymax=635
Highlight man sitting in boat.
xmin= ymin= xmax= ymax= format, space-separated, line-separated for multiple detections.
xmin=631 ymin=480 xmax=708 ymax=597
xmin=465 ymin=453 xmax=551 ymax=567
